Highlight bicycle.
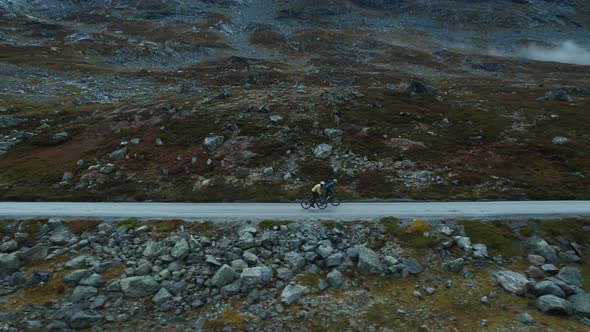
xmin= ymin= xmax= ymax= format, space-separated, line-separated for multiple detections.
xmin=324 ymin=192 xmax=341 ymax=206
xmin=301 ymin=196 xmax=327 ymax=210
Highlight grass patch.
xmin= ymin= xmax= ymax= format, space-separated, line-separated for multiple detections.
xmin=356 ymin=171 xmax=397 ymax=198
xmin=296 ymin=273 xmax=321 ymax=288
xmin=541 ymin=218 xmax=590 ymax=244
xmin=14 ymin=219 xmax=47 ymax=245
xmin=116 ymin=217 xmax=141 ymax=230
xmin=460 ymin=220 xmax=522 ymax=257
xmin=379 ymin=216 xmax=402 ymax=235
xmin=203 ymin=309 xmax=247 ymax=331
xmin=64 ymin=220 xmax=102 ymax=235
xmin=145 ymin=219 xmax=183 ymax=235
xmin=258 ymin=219 xmax=291 ymax=229
xmin=320 ymin=220 xmax=337 ymax=229
xmin=366 ymin=303 xmax=397 ymax=328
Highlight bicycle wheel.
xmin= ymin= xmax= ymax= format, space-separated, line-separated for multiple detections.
xmin=330 ymin=197 xmax=341 ymax=206
xmin=317 ymin=200 xmax=328 ymax=209
xmin=301 ymin=200 xmax=312 ymax=209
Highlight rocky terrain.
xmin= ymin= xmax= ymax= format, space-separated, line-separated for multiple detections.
xmin=0 ymin=0 xmax=589 ymax=202
xmin=0 ymin=217 xmax=589 ymax=331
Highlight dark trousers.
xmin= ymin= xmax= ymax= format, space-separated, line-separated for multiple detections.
xmin=311 ymin=192 xmax=319 ymax=206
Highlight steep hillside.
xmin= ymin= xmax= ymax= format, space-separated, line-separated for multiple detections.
xmin=0 ymin=0 xmax=589 ymax=201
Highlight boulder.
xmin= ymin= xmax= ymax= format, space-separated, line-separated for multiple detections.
xmin=324 ymin=128 xmax=343 ymax=138
xmin=528 ymin=254 xmax=546 ymax=266
xmin=569 ymin=293 xmax=590 ymax=317
xmin=269 ymin=115 xmax=284 ymax=124
xmin=493 ymin=270 xmax=531 ymax=295
xmin=108 ymin=147 xmax=127 ymax=160
xmin=325 ymin=252 xmax=344 ymax=267
xmin=442 ymin=258 xmax=465 ymax=274
xmin=152 ymin=287 xmax=172 ymax=305
xmin=285 ymin=252 xmax=306 ymax=271
xmin=516 ymin=312 xmax=535 ymax=325
xmin=534 ymin=280 xmax=566 ymax=298
xmin=326 ymin=270 xmax=345 ymax=288
xmin=0 ymin=253 xmax=21 ymax=275
xmin=357 ymin=246 xmax=382 ymax=275
xmin=0 ymin=240 xmax=18 ymax=253
xmin=171 ymin=238 xmax=190 ymax=259
xmin=237 ymin=232 xmax=255 ymax=249
xmin=203 ymin=135 xmax=224 ymax=151
xmin=120 ymin=276 xmax=160 ymax=297
xmin=52 ymin=132 xmax=68 ymax=141
xmin=211 ymin=265 xmax=237 ymax=288
xmin=67 ymin=311 xmax=103 ymax=330
xmin=240 ymin=266 xmax=272 ymax=286
xmin=558 ymin=251 xmax=582 ymax=263
xmin=19 ymin=244 xmax=48 ymax=261
xmin=71 ymin=286 xmax=98 ymax=302
xmin=79 ymin=274 xmax=103 ymax=287
xmin=528 ymin=238 xmax=557 ymax=263
xmin=535 ymin=295 xmax=573 ymax=315
xmin=100 ymin=164 xmax=116 ymax=174
xmin=555 ymin=266 xmax=583 ymax=288
xmin=538 ymin=89 xmax=573 ymax=102
xmin=64 ymin=269 xmax=92 ymax=286
xmin=281 ymin=284 xmax=307 ymax=305
xmin=406 ymin=78 xmax=438 ymax=94
xmin=403 ymin=258 xmax=423 ymax=275
xmin=313 ymin=143 xmax=333 ymax=159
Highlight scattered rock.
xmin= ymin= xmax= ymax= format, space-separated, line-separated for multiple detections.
xmin=493 ymin=270 xmax=532 ymax=295
xmin=313 ymin=143 xmax=333 ymax=159
xmin=211 ymin=265 xmax=237 ymax=288
xmin=536 ymin=295 xmax=573 ymax=315
xmin=442 ymin=258 xmax=464 ymax=273
xmin=120 ymin=276 xmax=160 ymax=297
xmin=406 ymin=78 xmax=438 ymax=94
xmin=538 ymin=90 xmax=573 ymax=102
xmin=0 ymin=253 xmax=21 ymax=275
xmin=326 ymin=269 xmax=345 ymax=288
xmin=108 ymin=147 xmax=127 ymax=160
xmin=569 ymin=293 xmax=590 ymax=317
xmin=281 ymin=284 xmax=307 ymax=305
xmin=516 ymin=312 xmax=535 ymax=325
xmin=204 ymin=135 xmax=225 ymax=152
xmin=357 ymin=246 xmax=383 ymax=275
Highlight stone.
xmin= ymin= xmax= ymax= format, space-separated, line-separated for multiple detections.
xmin=155 ymin=138 xmax=164 ymax=146
xmin=555 ymin=266 xmax=583 ymax=288
xmin=281 ymin=284 xmax=307 ymax=305
xmin=52 ymin=132 xmax=68 ymax=141
xmin=525 ymin=266 xmax=545 ymax=279
xmin=538 ymin=89 xmax=573 ymax=102
xmin=120 ymin=276 xmax=160 ymax=297
xmin=316 ymin=244 xmax=334 ymax=258
xmin=325 ymin=252 xmax=344 ymax=267
xmin=403 ymin=258 xmax=423 ymax=274
xmin=108 ymin=147 xmax=127 ymax=160
xmin=68 ymin=311 xmax=103 ymax=329
xmin=269 ymin=115 xmax=283 ymax=124
xmin=203 ymin=135 xmax=224 ymax=151
xmin=276 ymin=267 xmax=293 ymax=281
xmin=406 ymin=77 xmax=438 ymax=94
xmin=0 ymin=253 xmax=21 ymax=275
xmin=552 ymin=136 xmax=570 ymax=145
xmin=454 ymin=236 xmax=471 ymax=250
xmin=285 ymin=252 xmax=306 ymax=271
xmin=412 ymin=290 xmax=422 ymax=298
xmin=152 ymin=287 xmax=172 ymax=305
xmin=211 ymin=265 xmax=237 ymax=288
xmin=541 ymin=264 xmax=559 ymax=274
xmin=442 ymin=258 xmax=464 ymax=274
xmin=535 ymin=295 xmax=573 ymax=315
xmin=516 ymin=312 xmax=535 ymax=325
xmin=26 ymin=270 xmax=50 ymax=285
xmin=313 ymin=143 xmax=333 ymax=159
xmin=100 ymin=163 xmax=116 ymax=174
xmin=79 ymin=273 xmax=103 ymax=287
xmin=262 ymin=167 xmax=274 ymax=177
xmin=171 ymin=238 xmax=190 ymax=259
xmin=71 ymin=285 xmax=98 ymax=302
xmin=19 ymin=244 xmax=48 ymax=261
xmin=90 ymin=295 xmax=106 ymax=310
xmin=237 ymin=232 xmax=255 ymax=249
xmin=558 ymin=251 xmax=582 ymax=263
xmin=240 ymin=266 xmax=272 ymax=286
xmin=65 ymin=255 xmax=87 ymax=268
xmin=472 ymin=243 xmax=488 ymax=258
xmin=528 ymin=238 xmax=557 ymax=263
xmin=528 ymin=254 xmax=546 ymax=266
xmin=326 ymin=269 xmax=345 ymax=288
xmin=357 ymin=246 xmax=382 ymax=275
xmin=324 ymin=128 xmax=343 ymax=138
xmin=534 ymin=280 xmax=566 ymax=298
xmin=231 ymin=259 xmax=248 ymax=272
xmin=493 ymin=270 xmax=531 ymax=295
xmin=0 ymin=240 xmax=18 ymax=253
xmin=569 ymin=293 xmax=590 ymax=316
xmin=62 ymin=172 xmax=74 ymax=182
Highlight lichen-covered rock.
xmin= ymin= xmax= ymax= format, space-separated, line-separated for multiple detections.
xmin=0 ymin=253 xmax=21 ymax=276
xmin=281 ymin=284 xmax=307 ymax=305
xmin=536 ymin=295 xmax=573 ymax=315
xmin=211 ymin=265 xmax=237 ymax=288
xmin=357 ymin=246 xmax=382 ymax=275
xmin=493 ymin=270 xmax=531 ymax=295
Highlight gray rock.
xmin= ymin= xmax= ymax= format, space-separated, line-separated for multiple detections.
xmin=324 ymin=128 xmax=343 ymax=138
xmin=528 ymin=238 xmax=557 ymax=263
xmin=528 ymin=254 xmax=546 ymax=266
xmin=558 ymin=251 xmax=582 ymax=263
xmin=262 ymin=167 xmax=274 ymax=177
xmin=52 ymin=132 xmax=68 ymax=141
xmin=237 ymin=232 xmax=255 ymax=249
xmin=534 ymin=280 xmax=566 ymax=298
xmin=211 ymin=265 xmax=237 ymax=288
xmin=493 ymin=270 xmax=531 ymax=295
xmin=555 ymin=266 xmax=583 ymax=288
xmin=403 ymin=258 xmax=423 ymax=275
xmin=281 ymin=284 xmax=307 ymax=305
xmin=0 ymin=240 xmax=18 ymax=253
xmin=62 ymin=172 xmax=74 ymax=183
xmin=538 ymin=89 xmax=573 ymax=102
xmin=120 ymin=276 xmax=160 ymax=297
xmin=71 ymin=285 xmax=98 ymax=302
xmin=472 ymin=243 xmax=488 ymax=258
xmin=516 ymin=312 xmax=535 ymax=325
xmin=442 ymin=258 xmax=465 ymax=273
xmin=243 ymin=251 xmax=259 ymax=265
xmin=65 ymin=255 xmax=87 ymax=268
xmin=326 ymin=270 xmax=345 ymax=288
xmin=552 ymin=136 xmax=570 ymax=145
xmin=313 ymin=143 xmax=333 ymax=159
xmin=406 ymin=78 xmax=438 ymax=94
xmin=325 ymin=252 xmax=344 ymax=267
xmin=536 ymin=295 xmax=573 ymax=315
xmin=276 ymin=267 xmax=293 ymax=281
xmin=285 ymin=252 xmax=306 ymax=271
xmin=525 ymin=266 xmax=545 ymax=279
xmin=19 ymin=244 xmax=48 ymax=261
xmin=454 ymin=236 xmax=471 ymax=250
xmin=231 ymin=259 xmax=248 ymax=272
xmin=0 ymin=116 xmax=26 ymax=128
xmin=357 ymin=246 xmax=382 ymax=275
xmin=68 ymin=311 xmax=103 ymax=329
xmin=541 ymin=264 xmax=559 ymax=274
xmin=79 ymin=273 xmax=103 ymax=287
xmin=108 ymin=147 xmax=127 ymax=160
xmin=316 ymin=244 xmax=334 ymax=258
xmin=90 ymin=295 xmax=106 ymax=310
xmin=269 ymin=115 xmax=284 ymax=124
xmin=64 ymin=270 xmax=92 ymax=286
xmin=203 ymin=135 xmax=224 ymax=151
xmin=152 ymin=287 xmax=172 ymax=305
xmin=100 ymin=163 xmax=116 ymax=174
xmin=569 ymin=293 xmax=590 ymax=317
xmin=240 ymin=266 xmax=272 ymax=286
xmin=49 ymin=229 xmax=75 ymax=245
xmin=0 ymin=253 xmax=21 ymax=275
xmin=171 ymin=238 xmax=190 ymax=259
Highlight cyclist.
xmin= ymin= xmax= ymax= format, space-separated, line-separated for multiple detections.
xmin=325 ymin=179 xmax=337 ymax=199
xmin=311 ymin=181 xmax=325 ymax=208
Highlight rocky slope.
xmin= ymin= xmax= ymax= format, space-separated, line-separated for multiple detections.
xmin=0 ymin=0 xmax=589 ymax=201
xmin=0 ymin=217 xmax=589 ymax=331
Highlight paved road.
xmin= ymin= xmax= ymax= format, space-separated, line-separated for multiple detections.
xmin=0 ymin=201 xmax=589 ymax=221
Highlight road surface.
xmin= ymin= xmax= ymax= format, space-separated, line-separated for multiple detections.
xmin=0 ymin=201 xmax=589 ymax=221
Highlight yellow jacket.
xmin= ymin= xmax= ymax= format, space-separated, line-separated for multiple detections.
xmin=312 ymin=184 xmax=322 ymax=194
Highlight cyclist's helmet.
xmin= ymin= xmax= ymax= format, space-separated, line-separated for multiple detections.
xmin=320 ymin=181 xmax=326 ymax=186
xmin=333 ymin=179 xmax=338 ymax=183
